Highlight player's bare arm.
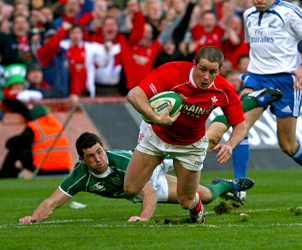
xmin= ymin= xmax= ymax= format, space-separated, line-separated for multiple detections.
xmin=19 ymin=188 xmax=71 ymax=223
xmin=128 ymin=181 xmax=157 ymax=222
xmin=127 ymin=86 xmax=179 ymax=125
xmin=214 ymin=120 xmax=247 ymax=164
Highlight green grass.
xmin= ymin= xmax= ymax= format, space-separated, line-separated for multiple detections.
xmin=1 ymin=169 xmax=302 ymax=250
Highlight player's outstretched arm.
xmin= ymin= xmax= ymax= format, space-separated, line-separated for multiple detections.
xmin=214 ymin=120 xmax=247 ymax=163
xmin=128 ymin=181 xmax=157 ymax=222
xmin=19 ymin=188 xmax=71 ymax=223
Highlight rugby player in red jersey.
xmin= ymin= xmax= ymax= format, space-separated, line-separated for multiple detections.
xmin=124 ymin=46 xmax=247 ymax=223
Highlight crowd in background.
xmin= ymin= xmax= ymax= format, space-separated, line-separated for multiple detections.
xmin=0 ymin=0 xmax=301 ymax=105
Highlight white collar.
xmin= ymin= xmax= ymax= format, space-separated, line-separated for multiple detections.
xmin=91 ymin=167 xmax=112 ymax=178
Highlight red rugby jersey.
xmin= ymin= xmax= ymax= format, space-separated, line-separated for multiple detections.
xmin=139 ymin=61 xmax=244 ymax=145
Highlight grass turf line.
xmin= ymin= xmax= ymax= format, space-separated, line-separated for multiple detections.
xmin=0 ymin=169 xmax=302 ymax=250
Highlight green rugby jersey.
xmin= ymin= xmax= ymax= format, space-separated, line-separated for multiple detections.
xmin=59 ymin=149 xmax=138 ymax=201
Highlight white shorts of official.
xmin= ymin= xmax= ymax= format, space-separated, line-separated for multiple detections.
xmin=136 ymin=121 xmax=208 ymax=171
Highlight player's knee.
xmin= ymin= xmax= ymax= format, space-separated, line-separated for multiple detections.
xmin=279 ymin=141 xmax=296 ymax=155
xmin=124 ymin=184 xmax=140 ymax=196
xmin=207 ymin=134 xmax=221 ymax=151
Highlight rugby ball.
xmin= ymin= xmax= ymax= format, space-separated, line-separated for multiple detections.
xmin=143 ymin=91 xmax=183 ymax=124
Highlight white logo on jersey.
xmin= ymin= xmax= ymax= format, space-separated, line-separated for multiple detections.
xmin=211 ymin=96 xmax=218 ymax=104
xmin=281 ymin=105 xmax=292 ymax=113
xmin=90 ymin=183 xmax=105 ymax=192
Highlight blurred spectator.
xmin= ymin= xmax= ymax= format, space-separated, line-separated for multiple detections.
xmin=53 ymin=0 xmax=82 ymax=28
xmin=76 ymin=0 xmax=107 ymax=31
xmin=224 ymin=69 xmax=241 ymax=93
xmin=29 ymin=9 xmax=55 ymax=35
xmin=190 ymin=0 xmax=217 ymax=27
xmin=13 ymin=2 xmax=30 ymax=18
xmin=89 ymin=5 xmax=145 ymax=95
xmin=27 ymin=63 xmax=61 ymax=98
xmin=60 ymin=24 xmax=109 ymax=101
xmin=128 ymin=15 xmax=175 ymax=89
xmin=219 ymin=59 xmax=233 ymax=77
xmin=171 ymin=0 xmax=196 ymax=46
xmin=0 ymin=101 xmax=72 ymax=179
xmin=154 ymin=0 xmax=197 ymax=68
xmin=2 ymin=63 xmax=43 ymax=102
xmin=237 ymin=54 xmax=249 ymax=74
xmin=0 ymin=1 xmax=13 ymax=33
xmin=233 ymin=0 xmax=250 ymax=18
xmin=162 ymin=0 xmax=172 ymax=13
xmin=153 ymin=38 xmax=197 ymax=68
xmin=222 ymin=15 xmax=249 ymax=69
xmin=30 ymin=0 xmax=45 ymax=10
xmin=34 ymin=26 xmax=70 ymax=98
xmin=40 ymin=5 xmax=54 ymax=24
xmin=218 ymin=0 xmax=235 ymax=26
xmin=190 ymin=10 xmax=225 ymax=52
xmin=107 ymin=3 xmax=133 ymax=34
xmin=0 ymin=15 xmax=36 ymax=66
xmin=143 ymin=0 xmax=164 ymax=39
xmin=171 ymin=0 xmax=186 ymax=22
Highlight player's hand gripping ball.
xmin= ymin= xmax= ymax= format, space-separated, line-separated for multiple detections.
xmin=143 ymin=91 xmax=183 ymax=124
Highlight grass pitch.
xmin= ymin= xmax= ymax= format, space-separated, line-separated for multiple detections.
xmin=1 ymin=168 xmax=302 ymax=250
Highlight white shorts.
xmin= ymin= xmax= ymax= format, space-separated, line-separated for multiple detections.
xmin=136 ymin=121 xmax=208 ymax=171
xmin=150 ymin=159 xmax=174 ymax=202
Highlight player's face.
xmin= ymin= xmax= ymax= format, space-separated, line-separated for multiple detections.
xmin=252 ymin=0 xmax=275 ymax=12
xmin=80 ymin=143 xmax=108 ymax=174
xmin=192 ymin=58 xmax=220 ymax=89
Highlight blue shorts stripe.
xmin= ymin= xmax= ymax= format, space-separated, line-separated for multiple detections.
xmin=294 ymin=89 xmax=302 ymax=117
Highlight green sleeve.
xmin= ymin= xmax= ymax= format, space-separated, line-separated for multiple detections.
xmin=106 ymin=150 xmax=132 ymax=172
xmin=59 ymin=161 xmax=89 ymax=197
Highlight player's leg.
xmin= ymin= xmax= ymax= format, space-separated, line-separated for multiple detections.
xmin=206 ymin=122 xmax=229 ymax=153
xmin=210 ymin=177 xmax=255 ymax=204
xmin=165 ymin=173 xmax=255 ymax=205
xmin=207 ymin=88 xmax=283 ymax=152
xmin=269 ymin=73 xmax=302 ymax=165
xmin=276 ymin=117 xmax=302 ymax=166
xmin=124 ymin=150 xmax=162 ymax=195
xmin=165 ymin=174 xmax=212 ymax=203
xmin=173 ymin=160 xmax=205 ymax=223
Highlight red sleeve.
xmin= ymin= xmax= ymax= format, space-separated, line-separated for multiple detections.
xmin=151 ymin=39 xmax=163 ymax=58
xmin=128 ymin=11 xmax=145 ymax=46
xmin=76 ymin=12 xmax=93 ymax=26
xmin=221 ymin=87 xmax=245 ymax=126
xmin=90 ymin=28 xmax=103 ymax=43
xmin=2 ymin=88 xmax=18 ymax=99
xmin=138 ymin=63 xmax=182 ymax=99
xmin=217 ymin=25 xmax=225 ymax=38
xmin=190 ymin=24 xmax=202 ymax=40
xmin=36 ymin=28 xmax=67 ymax=67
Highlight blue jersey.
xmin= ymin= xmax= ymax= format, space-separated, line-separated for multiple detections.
xmin=244 ymin=0 xmax=302 ymax=74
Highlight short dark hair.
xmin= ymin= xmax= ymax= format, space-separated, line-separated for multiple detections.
xmin=194 ymin=46 xmax=224 ymax=68
xmin=76 ymin=132 xmax=103 ymax=158
xmin=69 ymin=24 xmax=84 ymax=35
xmin=237 ymin=54 xmax=249 ymax=65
